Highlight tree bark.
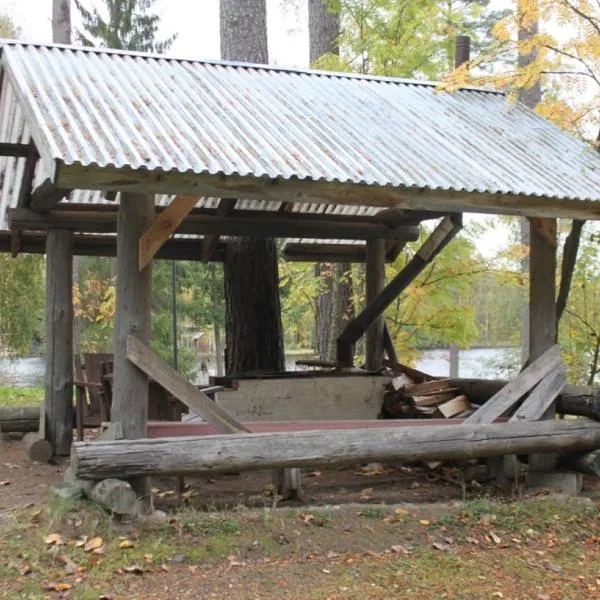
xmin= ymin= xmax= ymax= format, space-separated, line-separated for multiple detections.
xmin=365 ymin=239 xmax=385 ymax=370
xmin=308 ymin=0 xmax=340 ymax=64
xmin=0 ymin=406 xmax=44 ymax=433
xmin=52 ymin=0 xmax=71 ymax=44
xmin=220 ymin=0 xmax=284 ymax=376
xmin=315 ymin=263 xmax=334 ymax=360
xmin=224 ymin=238 xmax=284 ymax=374
xmin=72 ymin=420 xmax=600 ymax=480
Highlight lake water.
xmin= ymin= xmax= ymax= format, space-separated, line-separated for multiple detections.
xmin=0 ymin=347 xmax=519 ymax=388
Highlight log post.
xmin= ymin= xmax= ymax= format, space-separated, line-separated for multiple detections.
xmin=365 ymin=238 xmax=386 ymax=371
xmin=528 ymin=217 xmax=558 ymax=472
xmin=112 ymin=193 xmax=154 ymax=503
xmin=45 ymin=228 xmax=73 ymax=456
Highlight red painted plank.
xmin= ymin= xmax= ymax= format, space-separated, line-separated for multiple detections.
xmin=147 ymin=418 xmax=507 ymax=438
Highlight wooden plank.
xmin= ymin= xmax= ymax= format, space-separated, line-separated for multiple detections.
xmin=365 ymin=238 xmax=386 ymax=370
xmin=403 ymin=379 xmax=453 ymax=395
xmin=465 ymin=345 xmax=562 ymax=425
xmin=45 ymin=229 xmax=74 ymax=456
xmin=510 ymin=366 xmax=566 ymax=423
xmin=58 ymin=164 xmax=600 ymax=220
xmin=71 ymin=420 xmax=600 ymax=480
xmin=0 ymin=142 xmax=32 ymax=157
xmin=126 ymin=335 xmax=249 ymax=434
xmin=138 ymin=195 xmax=199 ymax=270
xmin=112 ymin=193 xmax=154 ymax=501
xmin=434 ymin=395 xmax=470 ymax=418
xmin=414 ymin=392 xmax=458 ymax=408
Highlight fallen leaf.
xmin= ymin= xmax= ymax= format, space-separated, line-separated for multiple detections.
xmin=492 ymin=593 xmax=503 ymax=598
xmin=74 ymin=536 xmax=88 ymax=548
xmin=395 ymin=508 xmax=409 ymax=517
xmin=160 ymin=563 xmax=169 ymax=572
xmin=390 ymin=544 xmax=409 ymax=555
xmin=30 ymin=509 xmax=42 ymax=523
xmin=359 ymin=487 xmax=373 ymax=500
xmin=119 ymin=565 xmax=144 ymax=575
xmin=433 ymin=542 xmax=451 ymax=552
xmin=44 ymin=533 xmax=64 ymax=546
xmin=43 ymin=582 xmax=72 ymax=592
xmin=84 ymin=536 xmax=103 ymax=552
xmin=227 ymin=555 xmax=245 ymax=567
xmin=119 ymin=540 xmax=135 ymax=549
xmin=419 ymin=520 xmax=431 ymax=527
xmin=0 ymin=480 xmax=10 ymax=486
xmin=98 ymin=595 xmax=113 ymax=600
xmin=489 ymin=531 xmax=501 ymax=544
xmin=144 ymin=554 xmax=154 ymax=563
xmin=466 ymin=537 xmax=479 ymax=545
xmin=19 ymin=564 xmax=32 ymax=576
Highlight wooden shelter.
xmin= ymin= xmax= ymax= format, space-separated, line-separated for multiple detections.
xmin=1 ymin=41 xmax=600 ymax=491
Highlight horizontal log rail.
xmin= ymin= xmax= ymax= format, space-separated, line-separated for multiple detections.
xmin=72 ymin=420 xmax=600 ymax=480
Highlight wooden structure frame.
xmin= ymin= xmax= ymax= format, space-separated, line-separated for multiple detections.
xmin=0 ymin=42 xmax=599 ymax=502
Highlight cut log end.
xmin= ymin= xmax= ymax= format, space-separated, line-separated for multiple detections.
xmin=23 ymin=432 xmax=53 ymax=463
xmin=88 ymin=478 xmax=137 ymax=515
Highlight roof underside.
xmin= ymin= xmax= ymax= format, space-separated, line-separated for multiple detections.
xmin=0 ymin=41 xmax=600 ymax=261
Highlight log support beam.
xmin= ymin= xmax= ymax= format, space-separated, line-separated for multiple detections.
xmin=528 ymin=217 xmax=558 ymax=472
xmin=30 ymin=178 xmax=72 ymax=212
xmin=45 ymin=228 xmax=74 ymax=456
xmin=337 ymin=215 xmax=462 ymax=366
xmin=112 ymin=193 xmax=154 ymax=502
xmin=365 ymin=238 xmax=386 ymax=370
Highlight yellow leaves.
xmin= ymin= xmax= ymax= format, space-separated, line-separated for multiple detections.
xmin=44 ymin=533 xmax=65 ymax=546
xmin=43 ymin=582 xmax=72 ymax=592
xmin=492 ymin=20 xmax=511 ymax=43
xmin=118 ymin=539 xmax=135 ymax=549
xmin=83 ymin=536 xmax=104 ymax=552
xmin=419 ymin=519 xmax=431 ymax=526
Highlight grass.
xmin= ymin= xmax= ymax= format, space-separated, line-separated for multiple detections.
xmin=0 ymin=386 xmax=43 ymax=407
xmin=1 ymin=495 xmax=600 ymax=599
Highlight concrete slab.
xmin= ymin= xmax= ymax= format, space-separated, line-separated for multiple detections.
xmin=527 ymin=470 xmax=583 ymax=495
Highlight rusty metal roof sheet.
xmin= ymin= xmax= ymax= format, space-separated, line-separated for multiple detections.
xmin=0 ymin=41 xmax=599 ymax=209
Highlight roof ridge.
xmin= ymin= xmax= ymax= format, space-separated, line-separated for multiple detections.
xmin=0 ymin=39 xmax=504 ymax=95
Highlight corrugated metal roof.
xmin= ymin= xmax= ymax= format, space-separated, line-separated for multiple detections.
xmin=0 ymin=41 xmax=599 ymax=208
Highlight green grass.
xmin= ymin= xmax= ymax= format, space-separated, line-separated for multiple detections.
xmin=0 ymin=386 xmax=43 ymax=407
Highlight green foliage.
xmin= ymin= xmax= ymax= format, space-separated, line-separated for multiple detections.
xmin=315 ymin=0 xmax=509 ymax=78
xmin=0 ymin=386 xmax=43 ymax=407
xmin=0 ymin=13 xmax=20 ymax=39
xmin=0 ymin=254 xmax=44 ymax=357
xmin=75 ymin=0 xmax=176 ymax=52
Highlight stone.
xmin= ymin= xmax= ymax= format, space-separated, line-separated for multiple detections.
xmin=51 ymin=481 xmax=84 ymax=501
xmin=527 ymin=470 xmax=583 ymax=496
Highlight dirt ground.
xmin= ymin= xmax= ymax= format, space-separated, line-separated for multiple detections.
xmin=3 ymin=437 xmax=600 ymax=599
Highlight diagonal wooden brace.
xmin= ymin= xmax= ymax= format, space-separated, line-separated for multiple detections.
xmin=138 ymin=195 xmax=199 ymax=270
xmin=336 ymin=214 xmax=463 ymax=366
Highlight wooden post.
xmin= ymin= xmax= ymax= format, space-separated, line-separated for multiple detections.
xmin=529 ymin=217 xmax=558 ymax=471
xmin=365 ymin=238 xmax=386 ymax=370
xmin=45 ymin=228 xmax=73 ymax=456
xmin=112 ymin=193 xmax=154 ymax=502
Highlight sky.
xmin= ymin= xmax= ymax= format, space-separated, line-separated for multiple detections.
xmin=0 ymin=0 xmax=519 ymax=258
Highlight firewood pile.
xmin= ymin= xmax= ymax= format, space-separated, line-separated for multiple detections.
xmin=380 ymin=361 xmax=474 ymax=420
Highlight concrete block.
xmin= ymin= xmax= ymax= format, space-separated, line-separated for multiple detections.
xmin=527 ymin=470 xmax=583 ymax=495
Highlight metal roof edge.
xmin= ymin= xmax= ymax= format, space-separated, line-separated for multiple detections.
xmin=0 ymin=39 xmax=504 ymax=96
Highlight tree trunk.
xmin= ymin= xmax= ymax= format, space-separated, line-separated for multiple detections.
xmin=224 ymin=238 xmax=285 ymax=374
xmin=72 ymin=420 xmax=600 ymax=480
xmin=315 ymin=263 xmax=334 ymax=360
xmin=308 ymin=0 xmax=340 ymax=64
xmin=220 ymin=0 xmax=284 ymax=375
xmin=52 ymin=0 xmax=71 ymax=44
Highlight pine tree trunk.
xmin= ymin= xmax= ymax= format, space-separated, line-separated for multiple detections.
xmin=220 ymin=0 xmax=284 ymax=375
xmin=315 ymin=263 xmax=334 ymax=360
xmin=308 ymin=0 xmax=340 ymax=64
xmin=224 ymin=238 xmax=285 ymax=374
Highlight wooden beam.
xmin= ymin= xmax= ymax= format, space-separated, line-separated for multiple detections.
xmin=365 ymin=239 xmax=386 ymax=370
xmin=126 ymin=335 xmax=249 ymax=434
xmin=30 ymin=178 xmax=72 ymax=212
xmin=71 ymin=419 xmax=600 ymax=480
xmin=337 ymin=215 xmax=462 ymax=365
xmin=112 ymin=193 xmax=154 ymax=500
xmin=0 ymin=142 xmax=31 ymax=157
xmin=138 ymin=195 xmax=199 ymax=270
xmin=57 ymin=164 xmax=600 ymax=220
xmin=9 ymin=207 xmax=421 ymax=242
xmin=45 ymin=229 xmax=73 ymax=456
xmin=201 ymin=198 xmax=236 ymax=261
xmin=465 ymin=345 xmax=562 ymax=425
xmin=11 ymin=143 xmax=40 ymax=256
